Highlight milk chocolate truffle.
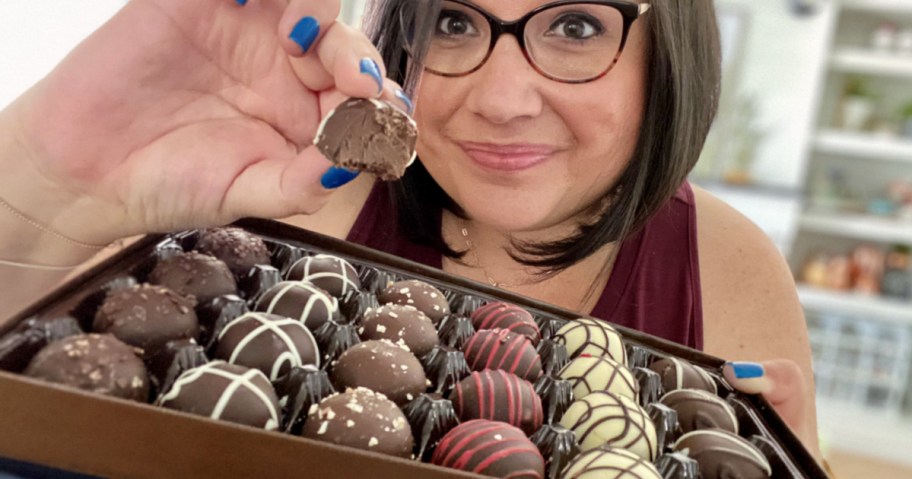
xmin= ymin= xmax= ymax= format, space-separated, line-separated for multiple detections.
xmin=158 ymin=361 xmax=281 ymax=430
xmin=660 ymin=389 xmax=738 ymax=434
xmin=194 ymin=227 xmax=271 ymax=275
xmin=432 ymin=419 xmax=545 ymax=479
xmin=25 ymin=334 xmax=148 ymax=402
xmin=213 ymin=312 xmax=320 ymax=381
xmin=314 ymin=97 xmax=418 ymax=181
xmin=648 ymin=357 xmax=717 ymax=394
xmin=148 ymin=251 xmax=237 ymax=302
xmin=562 ymin=446 xmax=662 ymax=479
xmin=471 ymin=302 xmax=541 ymax=345
xmin=93 ymin=284 xmax=198 ymax=357
xmin=359 ymin=304 xmax=439 ymax=357
xmin=673 ymin=429 xmax=772 ymax=479
xmin=558 ymin=355 xmax=639 ymax=402
xmin=463 ymin=328 xmax=543 ymax=382
xmin=254 ymin=281 xmax=338 ymax=331
xmin=330 ymin=340 xmax=427 ymax=405
xmin=302 ymin=387 xmax=413 ymax=458
xmin=560 ymin=391 xmax=658 ymax=461
xmin=378 ymin=280 xmax=450 ymax=323
xmin=553 ymin=318 xmax=627 ymax=366
xmin=285 ymin=254 xmax=361 ymax=298
xmin=453 ymin=370 xmax=543 ymax=435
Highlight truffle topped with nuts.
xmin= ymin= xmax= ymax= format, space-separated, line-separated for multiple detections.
xmin=378 ymin=280 xmax=450 ymax=323
xmin=330 ymin=340 xmax=428 ymax=406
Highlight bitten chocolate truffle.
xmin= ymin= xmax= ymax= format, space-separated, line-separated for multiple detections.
xmin=378 ymin=280 xmax=450 ymax=323
xmin=453 ymin=370 xmax=543 ymax=435
xmin=560 ymin=391 xmax=658 ymax=461
xmin=330 ymin=340 xmax=427 ymax=405
xmin=463 ymin=328 xmax=543 ymax=382
xmin=194 ymin=227 xmax=271 ymax=276
xmin=25 ymin=334 xmax=148 ymax=402
xmin=553 ymin=318 xmax=627 ymax=366
xmin=470 ymin=302 xmax=541 ymax=345
xmin=432 ymin=419 xmax=545 ymax=479
xmin=659 ymin=389 xmax=738 ymax=434
xmin=648 ymin=357 xmax=717 ymax=394
xmin=285 ymin=254 xmax=361 ymax=298
xmin=314 ymin=98 xmax=418 ymax=181
xmin=254 ymin=281 xmax=338 ymax=332
xmin=148 ymin=251 xmax=237 ymax=302
xmin=558 ymin=355 xmax=639 ymax=402
xmin=213 ymin=312 xmax=320 ymax=381
xmin=93 ymin=284 xmax=198 ymax=357
xmin=158 ymin=361 xmax=281 ymax=430
xmin=302 ymin=387 xmax=413 ymax=458
xmin=562 ymin=446 xmax=662 ymax=479
xmin=359 ymin=304 xmax=439 ymax=357
xmin=673 ymin=429 xmax=772 ymax=479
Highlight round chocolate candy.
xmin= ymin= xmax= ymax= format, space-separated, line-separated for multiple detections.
xmin=560 ymin=391 xmax=658 ymax=461
xmin=194 ymin=227 xmax=271 ymax=276
xmin=463 ymin=328 xmax=542 ymax=382
xmin=148 ymin=251 xmax=237 ymax=302
xmin=673 ymin=429 xmax=772 ymax=479
xmin=562 ymin=445 xmax=662 ymax=479
xmin=453 ymin=370 xmax=543 ymax=435
xmin=553 ymin=318 xmax=627 ymax=366
xmin=470 ymin=302 xmax=542 ymax=345
xmin=558 ymin=355 xmax=639 ymax=402
xmin=432 ymin=419 xmax=545 ymax=479
xmin=359 ymin=304 xmax=439 ymax=357
xmin=378 ymin=280 xmax=450 ymax=323
xmin=213 ymin=312 xmax=320 ymax=381
xmin=659 ymin=389 xmax=738 ymax=434
xmin=93 ymin=283 xmax=198 ymax=357
xmin=25 ymin=334 xmax=148 ymax=402
xmin=158 ymin=361 xmax=281 ymax=430
xmin=254 ymin=281 xmax=338 ymax=332
xmin=302 ymin=387 xmax=413 ymax=458
xmin=648 ymin=357 xmax=717 ymax=394
xmin=330 ymin=340 xmax=427 ymax=405
xmin=285 ymin=254 xmax=361 ymax=298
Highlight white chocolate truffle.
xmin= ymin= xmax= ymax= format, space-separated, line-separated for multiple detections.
xmin=559 ymin=355 xmax=639 ymax=402
xmin=559 ymin=391 xmax=657 ymax=461
xmin=553 ymin=318 xmax=627 ymax=366
xmin=563 ymin=446 xmax=662 ymax=479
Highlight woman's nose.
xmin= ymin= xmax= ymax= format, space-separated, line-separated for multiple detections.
xmin=464 ymin=36 xmax=544 ymax=125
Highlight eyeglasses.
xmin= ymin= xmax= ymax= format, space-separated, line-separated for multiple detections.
xmin=400 ymin=0 xmax=651 ymax=84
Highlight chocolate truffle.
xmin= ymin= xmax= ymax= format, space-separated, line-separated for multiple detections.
xmin=558 ymin=355 xmax=639 ymax=402
xmin=302 ymin=387 xmax=413 ymax=458
xmin=314 ymin=97 xmax=418 ymax=181
xmin=453 ymin=370 xmax=543 ymax=435
xmin=562 ymin=446 xmax=662 ymax=479
xmin=432 ymin=419 xmax=545 ymax=479
xmin=194 ymin=227 xmax=271 ymax=276
xmin=148 ymin=251 xmax=237 ymax=302
xmin=553 ymin=318 xmax=627 ymax=366
xmin=285 ymin=254 xmax=361 ymax=298
xmin=359 ymin=304 xmax=439 ymax=357
xmin=93 ymin=284 xmax=198 ymax=357
xmin=648 ymin=357 xmax=717 ymax=394
xmin=659 ymin=389 xmax=738 ymax=434
xmin=330 ymin=340 xmax=427 ymax=405
xmin=560 ymin=391 xmax=658 ymax=461
xmin=254 ymin=281 xmax=338 ymax=332
xmin=213 ymin=312 xmax=320 ymax=381
xmin=470 ymin=302 xmax=541 ymax=345
xmin=25 ymin=334 xmax=148 ymax=402
xmin=378 ymin=279 xmax=450 ymax=323
xmin=463 ymin=328 xmax=543 ymax=382
xmin=158 ymin=361 xmax=281 ymax=430
xmin=673 ymin=429 xmax=772 ymax=479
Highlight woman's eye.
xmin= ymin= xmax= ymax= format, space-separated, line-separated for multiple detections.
xmin=548 ymin=14 xmax=603 ymax=40
xmin=436 ymin=11 xmax=479 ymax=36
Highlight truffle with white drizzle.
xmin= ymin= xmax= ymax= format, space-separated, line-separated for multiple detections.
xmin=660 ymin=389 xmax=738 ymax=434
xmin=285 ymin=255 xmax=361 ymax=298
xmin=673 ymin=429 xmax=772 ymax=479
xmin=213 ymin=312 xmax=320 ymax=381
xmin=254 ymin=281 xmax=338 ymax=332
xmin=648 ymin=357 xmax=717 ymax=394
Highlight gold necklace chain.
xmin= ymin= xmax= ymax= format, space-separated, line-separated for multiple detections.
xmin=459 ymin=221 xmax=535 ymax=289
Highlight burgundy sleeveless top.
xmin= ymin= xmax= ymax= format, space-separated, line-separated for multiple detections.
xmin=347 ymin=183 xmax=703 ymax=350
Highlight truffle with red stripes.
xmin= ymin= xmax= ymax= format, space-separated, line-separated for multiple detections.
xmin=470 ymin=302 xmax=541 ymax=345
xmin=431 ymin=419 xmax=545 ymax=478
xmin=462 ymin=329 xmax=543 ymax=382
xmin=453 ymin=369 xmax=543 ymax=435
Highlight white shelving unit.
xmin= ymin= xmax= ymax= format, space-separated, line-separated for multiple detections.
xmin=830 ymin=48 xmax=912 ymax=77
xmin=814 ymin=129 xmax=912 ymax=163
xmin=799 ymin=285 xmax=912 ymax=326
xmin=800 ymin=212 xmax=912 ymax=244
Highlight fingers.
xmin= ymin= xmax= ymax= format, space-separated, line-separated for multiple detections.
xmin=723 ymin=360 xmax=807 ymax=439
xmin=278 ymin=0 xmax=341 ymax=57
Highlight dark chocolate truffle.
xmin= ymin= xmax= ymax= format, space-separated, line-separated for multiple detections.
xmin=659 ymin=389 xmax=738 ymax=434
xmin=302 ymin=387 xmax=413 ymax=458
xmin=553 ymin=318 xmax=627 ymax=366
xmin=432 ymin=419 xmax=545 ymax=479
xmin=559 ymin=391 xmax=658 ymax=461
xmin=453 ymin=370 xmax=543 ymax=435
xmin=194 ymin=227 xmax=270 ymax=275
xmin=254 ymin=281 xmax=338 ymax=332
xmin=672 ymin=429 xmax=772 ymax=479
xmin=213 ymin=312 xmax=320 ymax=381
xmin=558 ymin=355 xmax=638 ymax=402
xmin=330 ymin=340 xmax=427 ymax=405
xmin=25 ymin=334 xmax=148 ymax=402
xmin=148 ymin=251 xmax=237 ymax=302
xmin=93 ymin=284 xmax=198 ymax=357
xmin=158 ymin=361 xmax=281 ymax=430
xmin=562 ymin=445 xmax=662 ymax=479
xmin=359 ymin=304 xmax=439 ymax=357
xmin=463 ymin=328 xmax=543 ymax=382
xmin=378 ymin=279 xmax=450 ymax=323
xmin=314 ymin=97 xmax=417 ymax=181
xmin=285 ymin=254 xmax=361 ymax=298
xmin=471 ymin=302 xmax=541 ymax=345
xmin=648 ymin=357 xmax=717 ymax=394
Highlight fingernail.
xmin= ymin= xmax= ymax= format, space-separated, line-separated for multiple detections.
xmin=360 ymin=58 xmax=384 ymax=95
xmin=289 ymin=17 xmax=320 ymax=54
xmin=395 ymin=89 xmax=414 ymax=114
xmin=235 ymin=0 xmax=247 ymax=5
xmin=728 ymin=361 xmax=765 ymax=379
xmin=321 ymin=167 xmax=360 ymax=189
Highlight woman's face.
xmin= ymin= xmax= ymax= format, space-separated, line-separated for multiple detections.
xmin=414 ymin=0 xmax=649 ymax=234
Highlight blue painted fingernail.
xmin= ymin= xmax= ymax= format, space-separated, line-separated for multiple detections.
xmin=321 ymin=167 xmax=360 ymax=189
xmin=290 ymin=17 xmax=320 ymax=54
xmin=360 ymin=58 xmax=384 ymax=94
xmin=728 ymin=362 xmax=765 ymax=379
xmin=395 ymin=89 xmax=414 ymax=114
xmin=235 ymin=0 xmax=247 ymax=5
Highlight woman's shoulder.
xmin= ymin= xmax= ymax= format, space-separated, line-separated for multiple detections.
xmin=281 ymin=174 xmax=376 ymax=239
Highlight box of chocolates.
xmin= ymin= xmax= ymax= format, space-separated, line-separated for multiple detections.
xmin=0 ymin=219 xmax=828 ymax=479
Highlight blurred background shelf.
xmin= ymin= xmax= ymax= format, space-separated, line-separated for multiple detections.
xmin=799 ymin=212 xmax=912 ymax=244
xmin=817 ymin=399 xmax=912 ymax=468
xmin=830 ymin=48 xmax=912 ymax=77
xmin=799 ymin=285 xmax=912 ymax=325
xmin=813 ymin=130 xmax=912 ymax=163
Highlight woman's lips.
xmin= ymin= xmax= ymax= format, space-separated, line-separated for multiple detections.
xmin=457 ymin=142 xmax=557 ymax=172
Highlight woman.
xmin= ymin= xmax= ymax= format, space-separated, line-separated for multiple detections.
xmin=0 ymin=0 xmax=820 ymax=463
